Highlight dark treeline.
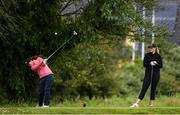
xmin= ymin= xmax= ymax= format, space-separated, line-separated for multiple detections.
xmin=0 ymin=0 xmax=179 ymax=104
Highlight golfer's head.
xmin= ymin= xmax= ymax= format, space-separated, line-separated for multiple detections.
xmin=25 ymin=55 xmax=40 ymax=66
xmin=25 ymin=57 xmax=32 ymax=66
xmin=148 ymin=44 xmax=157 ymax=53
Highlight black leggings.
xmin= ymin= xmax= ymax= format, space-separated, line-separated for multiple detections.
xmin=138 ymin=69 xmax=160 ymax=100
xmin=39 ymin=75 xmax=53 ymax=106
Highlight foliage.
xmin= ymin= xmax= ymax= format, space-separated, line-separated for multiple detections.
xmin=157 ymin=41 xmax=180 ymax=95
xmin=51 ymin=39 xmax=126 ymax=100
xmin=1 ymin=0 xmax=179 ymax=104
xmin=81 ymin=0 xmax=157 ymax=39
xmin=114 ymin=32 xmax=180 ymax=97
xmin=0 ymin=0 xmax=63 ymax=101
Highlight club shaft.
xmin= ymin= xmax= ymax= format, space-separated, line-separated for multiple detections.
xmin=47 ymin=35 xmax=74 ymax=60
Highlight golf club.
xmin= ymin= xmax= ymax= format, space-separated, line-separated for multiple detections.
xmin=150 ymin=62 xmax=158 ymax=93
xmin=46 ymin=31 xmax=78 ymax=61
xmin=150 ymin=65 xmax=153 ymax=86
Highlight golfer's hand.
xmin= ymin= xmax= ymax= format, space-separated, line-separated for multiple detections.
xmin=29 ymin=61 xmax=33 ymax=66
xmin=153 ymin=61 xmax=158 ymax=65
xmin=43 ymin=59 xmax=48 ymax=64
xmin=150 ymin=61 xmax=155 ymax=66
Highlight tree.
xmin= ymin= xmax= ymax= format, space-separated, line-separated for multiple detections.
xmin=0 ymin=0 xmax=159 ymax=102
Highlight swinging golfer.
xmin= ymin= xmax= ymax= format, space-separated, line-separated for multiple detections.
xmin=26 ymin=55 xmax=53 ymax=107
xmin=131 ymin=44 xmax=163 ymax=107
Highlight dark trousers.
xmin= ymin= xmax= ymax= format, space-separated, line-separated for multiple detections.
xmin=39 ymin=75 xmax=53 ymax=106
xmin=138 ymin=68 xmax=160 ymax=100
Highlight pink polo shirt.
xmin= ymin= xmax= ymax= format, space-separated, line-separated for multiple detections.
xmin=30 ymin=57 xmax=53 ymax=79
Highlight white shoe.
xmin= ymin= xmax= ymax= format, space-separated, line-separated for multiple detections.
xmin=43 ymin=105 xmax=49 ymax=108
xmin=130 ymin=103 xmax=139 ymax=108
xmin=149 ymin=104 xmax=154 ymax=107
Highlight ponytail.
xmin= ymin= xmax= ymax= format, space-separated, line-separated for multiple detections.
xmin=156 ymin=47 xmax=159 ymax=54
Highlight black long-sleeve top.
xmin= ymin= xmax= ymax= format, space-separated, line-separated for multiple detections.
xmin=143 ymin=52 xmax=163 ymax=71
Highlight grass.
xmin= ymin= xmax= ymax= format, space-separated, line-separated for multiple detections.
xmin=1 ymin=107 xmax=180 ymax=114
xmin=53 ymin=94 xmax=180 ymax=107
xmin=1 ymin=95 xmax=180 ymax=114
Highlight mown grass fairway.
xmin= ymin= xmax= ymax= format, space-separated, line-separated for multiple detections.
xmin=1 ymin=107 xmax=180 ymax=114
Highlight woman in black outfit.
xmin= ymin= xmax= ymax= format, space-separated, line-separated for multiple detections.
xmin=131 ymin=44 xmax=163 ymax=107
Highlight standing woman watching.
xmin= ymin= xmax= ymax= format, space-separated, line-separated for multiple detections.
xmin=131 ymin=44 xmax=163 ymax=107
xmin=26 ymin=55 xmax=54 ymax=107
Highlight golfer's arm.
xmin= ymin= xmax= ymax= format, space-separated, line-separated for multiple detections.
xmin=31 ymin=59 xmax=44 ymax=70
xmin=143 ymin=55 xmax=151 ymax=67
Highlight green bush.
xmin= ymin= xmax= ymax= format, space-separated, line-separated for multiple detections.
xmin=51 ymin=40 xmax=123 ymax=100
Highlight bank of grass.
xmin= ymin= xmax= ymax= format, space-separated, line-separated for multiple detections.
xmin=1 ymin=107 xmax=180 ymax=114
xmin=1 ymin=95 xmax=180 ymax=114
xmin=55 ymin=94 xmax=180 ymax=107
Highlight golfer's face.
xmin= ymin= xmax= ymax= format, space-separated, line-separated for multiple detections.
xmin=149 ymin=48 xmax=152 ymax=52
xmin=149 ymin=47 xmax=156 ymax=53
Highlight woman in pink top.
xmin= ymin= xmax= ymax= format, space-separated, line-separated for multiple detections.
xmin=26 ymin=55 xmax=53 ymax=107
